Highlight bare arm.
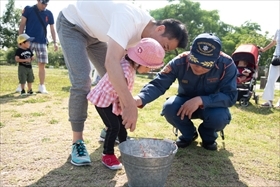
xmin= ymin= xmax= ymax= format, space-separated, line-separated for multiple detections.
xmin=260 ymin=40 xmax=277 ymax=52
xmin=15 ymin=56 xmax=32 ymax=63
xmin=49 ymin=24 xmax=58 ymax=51
xmin=105 ymin=37 xmax=138 ymax=132
xmin=19 ymin=16 xmax=27 ymax=34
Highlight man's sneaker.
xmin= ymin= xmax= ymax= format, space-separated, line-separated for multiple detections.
xmin=27 ymin=89 xmax=33 ymax=95
xmin=38 ymin=84 xmax=48 ymax=94
xmin=20 ymin=89 xmax=26 ymax=96
xmin=16 ymin=84 xmax=22 ymax=92
xmin=71 ymin=140 xmax=91 ymax=166
xmin=99 ymin=128 xmax=120 ymax=144
xmin=102 ymin=154 xmax=122 ymax=170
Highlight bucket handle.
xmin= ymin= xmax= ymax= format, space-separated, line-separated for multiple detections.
xmin=163 ymin=139 xmax=178 ymax=155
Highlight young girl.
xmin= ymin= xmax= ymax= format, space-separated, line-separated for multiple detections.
xmin=87 ymin=38 xmax=165 ymax=170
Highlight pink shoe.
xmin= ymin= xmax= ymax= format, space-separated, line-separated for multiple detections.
xmin=102 ymin=154 xmax=122 ymax=170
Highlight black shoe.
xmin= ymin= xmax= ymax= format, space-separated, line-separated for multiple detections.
xmin=201 ymin=141 xmax=217 ymax=151
xmin=176 ymin=131 xmax=198 ymax=148
xmin=27 ymin=89 xmax=33 ymax=94
xmin=21 ymin=89 xmax=26 ymax=95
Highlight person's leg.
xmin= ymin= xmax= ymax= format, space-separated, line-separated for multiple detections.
xmin=19 ymin=66 xmax=27 ymax=94
xmin=161 ymin=96 xmax=197 ymax=145
xmin=27 ymin=82 xmax=32 ymax=92
xmin=57 ymin=12 xmax=92 ymax=139
xmin=117 ymin=116 xmax=127 ymax=143
xmin=57 ymin=12 xmax=92 ymax=166
xmin=26 ymin=68 xmax=34 ymax=94
xmin=262 ymin=64 xmax=280 ymax=106
xmin=95 ymin=105 xmax=123 ymax=170
xmin=31 ymin=43 xmax=48 ymax=93
xmin=197 ymin=107 xmax=231 ymax=150
xmin=21 ymin=84 xmax=25 ymax=90
xmin=95 ymin=105 xmax=122 ymax=154
xmin=38 ymin=62 xmax=46 ymax=85
xmin=87 ymin=40 xmax=107 ymax=77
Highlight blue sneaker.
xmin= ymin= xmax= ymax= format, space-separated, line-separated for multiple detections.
xmin=71 ymin=140 xmax=91 ymax=166
xmin=99 ymin=128 xmax=133 ymax=143
xmin=99 ymin=128 xmax=120 ymax=144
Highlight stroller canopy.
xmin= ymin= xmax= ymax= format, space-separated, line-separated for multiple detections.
xmin=232 ymin=44 xmax=259 ymax=69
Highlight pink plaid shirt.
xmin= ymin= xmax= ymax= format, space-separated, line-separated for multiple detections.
xmin=87 ymin=57 xmax=135 ymax=115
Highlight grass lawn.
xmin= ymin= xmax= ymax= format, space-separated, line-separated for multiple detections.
xmin=0 ymin=65 xmax=279 ymax=187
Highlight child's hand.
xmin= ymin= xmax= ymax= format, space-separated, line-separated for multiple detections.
xmin=133 ymin=96 xmax=143 ymax=107
xmin=242 ymin=69 xmax=251 ymax=76
xmin=26 ymin=58 xmax=32 ymax=63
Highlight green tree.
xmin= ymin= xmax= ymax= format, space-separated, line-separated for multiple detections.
xmin=0 ymin=0 xmax=21 ymax=49
xmin=150 ymin=0 xmax=272 ymax=67
xmin=47 ymin=42 xmax=65 ymax=68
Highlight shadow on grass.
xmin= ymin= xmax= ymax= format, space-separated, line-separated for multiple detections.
xmin=27 ymin=143 xmax=127 ymax=187
xmin=233 ymin=103 xmax=275 ymax=115
xmin=0 ymin=87 xmax=71 ymax=105
xmin=0 ymin=92 xmax=36 ymax=105
xmin=165 ymin=142 xmax=248 ymax=187
xmin=26 ymin=141 xmax=247 ymax=187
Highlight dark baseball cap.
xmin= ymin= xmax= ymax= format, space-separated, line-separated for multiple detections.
xmin=188 ymin=33 xmax=221 ymax=69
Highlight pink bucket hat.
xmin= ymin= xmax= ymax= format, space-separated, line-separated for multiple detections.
xmin=127 ymin=38 xmax=165 ymax=69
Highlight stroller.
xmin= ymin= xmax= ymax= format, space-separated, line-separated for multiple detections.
xmin=232 ymin=44 xmax=260 ymax=107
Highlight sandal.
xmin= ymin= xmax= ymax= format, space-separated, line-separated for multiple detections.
xmin=274 ymin=105 xmax=280 ymax=109
xmin=261 ymin=101 xmax=273 ymax=107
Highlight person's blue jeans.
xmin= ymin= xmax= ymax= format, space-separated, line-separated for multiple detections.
xmin=161 ymin=95 xmax=231 ymax=143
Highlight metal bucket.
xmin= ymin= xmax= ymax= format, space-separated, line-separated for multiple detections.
xmin=119 ymin=138 xmax=178 ymax=187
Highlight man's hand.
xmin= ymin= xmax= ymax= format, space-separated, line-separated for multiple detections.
xmin=105 ymin=37 xmax=138 ymax=132
xmin=177 ymin=96 xmax=203 ymax=120
xmin=54 ymin=43 xmax=58 ymax=51
xmin=175 ymin=51 xmax=189 ymax=59
xmin=120 ymin=98 xmax=138 ymax=132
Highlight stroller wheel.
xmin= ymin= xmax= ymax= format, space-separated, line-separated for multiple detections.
xmin=239 ymin=98 xmax=249 ymax=107
xmin=254 ymin=95 xmax=259 ymax=104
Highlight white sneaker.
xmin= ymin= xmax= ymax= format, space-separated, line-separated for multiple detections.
xmin=38 ymin=84 xmax=48 ymax=94
xmin=15 ymin=84 xmax=22 ymax=92
xmin=275 ymin=100 xmax=280 ymax=108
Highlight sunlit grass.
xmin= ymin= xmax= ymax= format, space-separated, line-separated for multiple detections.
xmin=0 ymin=65 xmax=279 ymax=186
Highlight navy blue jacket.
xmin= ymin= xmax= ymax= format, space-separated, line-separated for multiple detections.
xmin=138 ymin=52 xmax=238 ymax=108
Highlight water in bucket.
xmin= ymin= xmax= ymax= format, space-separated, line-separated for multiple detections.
xmin=119 ymin=138 xmax=178 ymax=187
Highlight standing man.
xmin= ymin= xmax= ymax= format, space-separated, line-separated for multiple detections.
xmin=56 ymin=1 xmax=188 ymax=166
xmin=18 ymin=0 xmax=58 ymax=94
xmin=134 ymin=33 xmax=238 ymax=151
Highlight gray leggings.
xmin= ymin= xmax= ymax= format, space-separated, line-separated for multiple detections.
xmin=56 ymin=12 xmax=107 ymax=132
